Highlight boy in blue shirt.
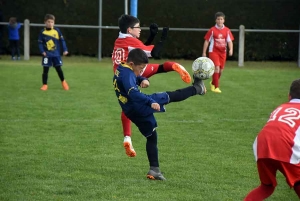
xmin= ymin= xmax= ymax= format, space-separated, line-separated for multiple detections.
xmin=113 ymin=48 xmax=206 ymax=180
xmin=38 ymin=14 xmax=69 ymax=91
xmin=8 ymin=17 xmax=21 ymax=60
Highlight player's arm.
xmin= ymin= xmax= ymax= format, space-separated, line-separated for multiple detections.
xmin=202 ymin=40 xmax=209 ymax=57
xmin=203 ymin=29 xmax=213 ymax=57
xmin=57 ymin=28 xmax=68 ymax=55
xmin=136 ymin=76 xmax=150 ymax=88
xmin=144 ymin=23 xmax=158 ymax=45
xmin=227 ymin=41 xmax=233 ymax=56
xmin=227 ymin=30 xmax=234 ymax=56
xmin=38 ymin=31 xmax=46 ymax=55
xmin=151 ymin=27 xmax=169 ymax=59
xmin=123 ymin=74 xmax=156 ymax=105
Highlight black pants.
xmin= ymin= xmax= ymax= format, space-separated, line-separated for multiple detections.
xmin=9 ymin=40 xmax=20 ymax=58
xmin=42 ymin=66 xmax=65 ymax=84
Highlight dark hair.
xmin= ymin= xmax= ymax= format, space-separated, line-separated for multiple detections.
xmin=215 ymin=12 xmax=225 ymax=19
xmin=44 ymin=14 xmax=55 ymax=21
xmin=9 ymin=17 xmax=17 ymax=25
xmin=127 ymin=48 xmax=148 ymax=65
xmin=118 ymin=14 xmax=140 ymax=34
xmin=289 ymin=79 xmax=300 ymax=99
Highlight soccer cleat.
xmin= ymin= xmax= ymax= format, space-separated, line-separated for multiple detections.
xmin=147 ymin=167 xmax=166 ymax=180
xmin=40 ymin=84 xmax=48 ymax=91
xmin=213 ymin=87 xmax=222 ymax=93
xmin=172 ymin=63 xmax=191 ymax=84
xmin=210 ymin=81 xmax=215 ymax=91
xmin=123 ymin=136 xmax=136 ymax=157
xmin=192 ymin=75 xmax=206 ymax=95
xmin=62 ymin=80 xmax=69 ymax=90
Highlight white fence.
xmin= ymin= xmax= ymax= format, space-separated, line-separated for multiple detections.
xmin=1 ymin=20 xmax=300 ymax=67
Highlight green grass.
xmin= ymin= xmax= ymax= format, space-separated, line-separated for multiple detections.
xmin=0 ymin=56 xmax=299 ymax=200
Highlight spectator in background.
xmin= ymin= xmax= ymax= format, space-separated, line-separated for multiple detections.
xmin=8 ymin=17 xmax=21 ymax=60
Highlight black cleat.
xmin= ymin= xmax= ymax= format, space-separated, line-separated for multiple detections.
xmin=192 ymin=75 xmax=207 ymax=95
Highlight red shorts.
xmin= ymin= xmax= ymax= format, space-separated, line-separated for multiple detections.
xmin=257 ymin=158 xmax=300 ymax=188
xmin=209 ymin=52 xmax=226 ymax=69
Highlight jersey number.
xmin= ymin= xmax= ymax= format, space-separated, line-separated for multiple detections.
xmin=112 ymin=48 xmax=125 ymax=65
xmin=268 ymin=107 xmax=300 ymax=128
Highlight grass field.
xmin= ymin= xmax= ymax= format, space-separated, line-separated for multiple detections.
xmin=1 ymin=56 xmax=299 ymax=201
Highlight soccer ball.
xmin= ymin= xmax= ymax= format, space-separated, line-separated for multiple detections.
xmin=192 ymin=57 xmax=215 ymax=80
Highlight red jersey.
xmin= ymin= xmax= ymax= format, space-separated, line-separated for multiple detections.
xmin=253 ymin=99 xmax=300 ymax=164
xmin=112 ymin=32 xmax=154 ymax=72
xmin=204 ymin=24 xmax=234 ymax=54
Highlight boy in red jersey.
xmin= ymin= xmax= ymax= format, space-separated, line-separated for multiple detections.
xmin=244 ymin=79 xmax=300 ymax=200
xmin=112 ymin=14 xmax=192 ymax=157
xmin=202 ymin=12 xmax=234 ymax=93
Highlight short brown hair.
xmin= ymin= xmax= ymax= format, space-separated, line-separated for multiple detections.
xmin=44 ymin=14 xmax=55 ymax=21
xmin=9 ymin=17 xmax=17 ymax=24
xmin=215 ymin=12 xmax=225 ymax=19
xmin=289 ymin=79 xmax=300 ymax=99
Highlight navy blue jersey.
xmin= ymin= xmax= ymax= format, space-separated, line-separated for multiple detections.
xmin=113 ymin=63 xmax=158 ymax=117
xmin=38 ymin=27 xmax=67 ymax=57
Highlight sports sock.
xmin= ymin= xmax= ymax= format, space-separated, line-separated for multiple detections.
xmin=212 ymin=73 xmax=219 ymax=88
xmin=42 ymin=66 xmax=49 ymax=84
xmin=244 ymin=184 xmax=275 ymax=201
xmin=54 ymin=66 xmax=65 ymax=81
xmin=121 ymin=112 xmax=131 ymax=137
xmin=294 ymin=181 xmax=300 ymax=198
xmin=167 ymin=86 xmax=197 ymax=102
xmin=162 ymin=61 xmax=175 ymax=72
xmin=146 ymin=130 xmax=159 ymax=167
xmin=219 ymin=71 xmax=222 ymax=79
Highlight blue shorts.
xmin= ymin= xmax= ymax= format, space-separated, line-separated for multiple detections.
xmin=126 ymin=92 xmax=170 ymax=137
xmin=129 ymin=114 xmax=157 ymax=137
xmin=42 ymin=56 xmax=62 ymax=67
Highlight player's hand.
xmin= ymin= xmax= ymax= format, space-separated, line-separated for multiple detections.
xmin=140 ymin=80 xmax=150 ymax=88
xmin=228 ymin=49 xmax=233 ymax=56
xmin=151 ymin=103 xmax=160 ymax=111
xmin=161 ymin=27 xmax=169 ymax=41
xmin=42 ymin=52 xmax=46 ymax=56
xmin=149 ymin=23 xmax=158 ymax=36
xmin=63 ymin=51 xmax=68 ymax=56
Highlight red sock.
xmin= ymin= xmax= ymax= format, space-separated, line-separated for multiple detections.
xmin=219 ymin=71 xmax=222 ymax=79
xmin=162 ymin=61 xmax=175 ymax=72
xmin=212 ymin=73 xmax=219 ymax=88
xmin=244 ymin=184 xmax=275 ymax=201
xmin=294 ymin=183 xmax=300 ymax=198
xmin=121 ymin=111 xmax=131 ymax=137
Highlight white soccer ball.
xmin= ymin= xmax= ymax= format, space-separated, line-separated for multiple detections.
xmin=192 ymin=57 xmax=215 ymax=80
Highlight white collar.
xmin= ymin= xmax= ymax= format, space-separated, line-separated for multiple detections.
xmin=290 ymin=99 xmax=300 ymax=103
xmin=118 ymin=32 xmax=134 ymax=38
xmin=215 ymin=24 xmax=224 ymax=30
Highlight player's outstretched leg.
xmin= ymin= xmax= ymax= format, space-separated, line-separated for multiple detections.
xmin=147 ymin=166 xmax=166 ymax=181
xmin=171 ymin=63 xmax=191 ymax=84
